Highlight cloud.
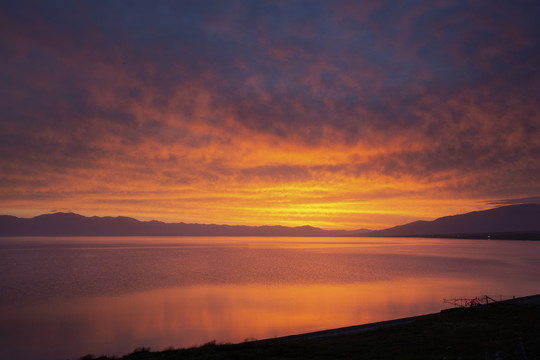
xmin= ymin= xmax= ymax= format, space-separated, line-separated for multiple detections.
xmin=485 ymin=196 xmax=540 ymax=206
xmin=0 ymin=0 xmax=539 ymax=228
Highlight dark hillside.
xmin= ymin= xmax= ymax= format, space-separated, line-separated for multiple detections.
xmin=0 ymin=212 xmax=366 ymax=237
xmin=367 ymin=204 xmax=540 ymax=237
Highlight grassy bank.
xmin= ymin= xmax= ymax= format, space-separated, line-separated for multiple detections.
xmin=81 ymin=302 xmax=540 ymax=360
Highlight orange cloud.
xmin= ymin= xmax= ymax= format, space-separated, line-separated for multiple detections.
xmin=1 ymin=1 xmax=539 ymax=229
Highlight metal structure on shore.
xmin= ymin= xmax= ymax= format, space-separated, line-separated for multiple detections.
xmin=443 ymin=295 xmax=513 ymax=308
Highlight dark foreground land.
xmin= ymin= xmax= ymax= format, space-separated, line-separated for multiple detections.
xmin=82 ymin=296 xmax=540 ymax=360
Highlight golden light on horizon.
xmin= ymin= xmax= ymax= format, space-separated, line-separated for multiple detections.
xmin=0 ymin=1 xmax=539 ymax=230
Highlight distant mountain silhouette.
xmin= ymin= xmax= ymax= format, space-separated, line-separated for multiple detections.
xmin=0 ymin=212 xmax=369 ymax=237
xmin=1 ymin=204 xmax=538 ymax=238
xmin=365 ymin=204 xmax=540 ymax=239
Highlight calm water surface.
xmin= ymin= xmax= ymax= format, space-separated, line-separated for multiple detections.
xmin=1 ymin=236 xmax=539 ymax=360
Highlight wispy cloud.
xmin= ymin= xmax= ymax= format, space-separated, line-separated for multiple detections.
xmin=485 ymin=196 xmax=540 ymax=206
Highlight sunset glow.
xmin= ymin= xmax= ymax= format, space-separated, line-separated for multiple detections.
xmin=1 ymin=1 xmax=539 ymax=229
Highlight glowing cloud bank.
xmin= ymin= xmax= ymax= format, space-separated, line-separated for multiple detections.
xmin=1 ymin=1 xmax=539 ymax=229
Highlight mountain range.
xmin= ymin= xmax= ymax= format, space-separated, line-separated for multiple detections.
xmin=364 ymin=203 xmax=540 ymax=239
xmin=0 ymin=212 xmax=367 ymax=237
xmin=1 ymin=204 xmax=539 ymax=238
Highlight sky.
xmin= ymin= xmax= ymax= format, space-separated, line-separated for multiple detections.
xmin=1 ymin=0 xmax=539 ymax=230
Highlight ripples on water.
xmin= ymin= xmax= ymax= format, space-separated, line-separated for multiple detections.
xmin=1 ymin=236 xmax=539 ymax=360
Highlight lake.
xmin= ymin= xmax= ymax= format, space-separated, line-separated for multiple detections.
xmin=1 ymin=236 xmax=539 ymax=360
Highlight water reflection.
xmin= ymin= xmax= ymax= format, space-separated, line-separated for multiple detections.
xmin=1 ymin=237 xmax=539 ymax=360
xmin=1 ymin=277 xmax=532 ymax=360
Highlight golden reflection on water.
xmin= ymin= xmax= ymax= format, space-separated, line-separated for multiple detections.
xmin=2 ymin=276 xmax=515 ymax=359
xmin=2 ymin=237 xmax=540 ymax=360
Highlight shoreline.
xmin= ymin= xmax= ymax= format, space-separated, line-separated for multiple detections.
xmin=254 ymin=293 xmax=540 ymax=343
xmin=85 ymin=294 xmax=540 ymax=360
xmin=260 ymin=313 xmax=440 ymax=342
